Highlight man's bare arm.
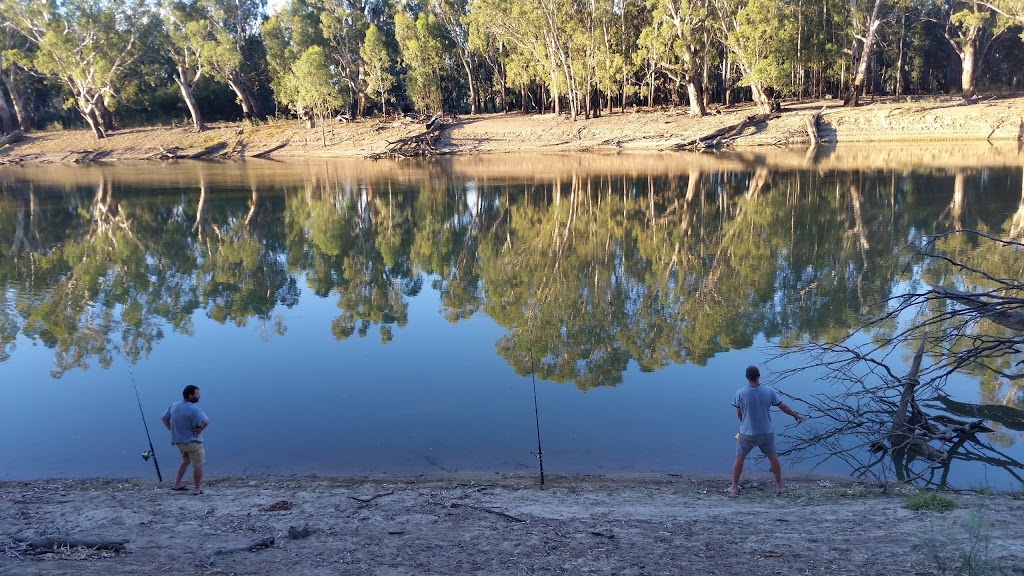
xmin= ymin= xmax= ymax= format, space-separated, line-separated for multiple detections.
xmin=777 ymin=402 xmax=804 ymax=424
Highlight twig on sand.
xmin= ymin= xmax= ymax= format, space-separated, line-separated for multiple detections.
xmin=444 ymin=502 xmax=528 ymax=523
xmin=349 ymin=491 xmax=395 ymax=503
xmin=205 ymin=535 xmax=274 ymax=566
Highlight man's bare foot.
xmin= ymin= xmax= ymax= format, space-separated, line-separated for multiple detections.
xmin=725 ymin=486 xmax=739 ymax=496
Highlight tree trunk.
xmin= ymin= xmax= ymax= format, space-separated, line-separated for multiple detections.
xmin=845 ymin=0 xmax=883 ymax=107
xmin=2 ymin=72 xmax=30 ymax=131
xmin=461 ymin=55 xmax=476 ymax=115
xmin=686 ymin=79 xmax=706 ymax=116
xmin=78 ymin=94 xmax=106 ymax=139
xmin=174 ymin=73 xmax=207 ymax=132
xmin=226 ymin=72 xmax=261 ymax=122
xmin=0 ymin=88 xmax=13 ymax=133
xmin=895 ymin=13 xmax=905 ymax=98
xmin=960 ymin=37 xmax=977 ymax=99
xmin=750 ymin=82 xmax=777 ymax=114
xmin=96 ymin=97 xmax=114 ymax=132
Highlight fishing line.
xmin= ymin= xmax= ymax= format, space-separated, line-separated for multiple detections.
xmin=528 ymin=324 xmax=545 ymax=487
xmin=129 ymin=365 xmax=162 ymax=482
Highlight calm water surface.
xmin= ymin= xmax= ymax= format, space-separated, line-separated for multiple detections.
xmin=2 ymin=151 xmax=1022 ymax=488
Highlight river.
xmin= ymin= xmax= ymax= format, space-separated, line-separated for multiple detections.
xmin=1 ymin=151 xmax=1022 ymax=489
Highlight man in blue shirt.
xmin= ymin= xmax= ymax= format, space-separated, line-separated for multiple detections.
xmin=161 ymin=385 xmax=210 ymax=495
xmin=727 ymin=366 xmax=803 ymax=495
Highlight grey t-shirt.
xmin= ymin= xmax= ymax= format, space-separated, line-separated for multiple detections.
xmin=161 ymin=401 xmax=209 ymax=444
xmin=733 ymin=384 xmax=781 ymax=436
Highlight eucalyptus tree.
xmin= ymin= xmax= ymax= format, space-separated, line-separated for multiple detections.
xmin=715 ymin=0 xmax=796 ymax=113
xmin=262 ymin=0 xmax=325 ymax=114
xmin=428 ymin=0 xmax=477 ymax=113
xmin=360 ymin=23 xmax=396 ymax=116
xmin=2 ymin=0 xmax=157 ymax=139
xmin=314 ymin=0 xmax=373 ymax=118
xmin=395 ymin=9 xmax=445 ymax=113
xmin=639 ymin=0 xmax=709 ymax=115
xmin=191 ymin=0 xmax=268 ymax=121
xmin=467 ymin=0 xmax=574 ymax=116
xmin=932 ymin=0 xmax=1011 ymax=98
xmin=278 ymin=45 xmax=342 ymax=142
xmin=162 ymin=0 xmax=209 ymax=131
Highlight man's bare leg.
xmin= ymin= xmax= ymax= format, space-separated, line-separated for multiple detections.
xmin=172 ymin=462 xmax=189 ymax=489
xmin=192 ymin=464 xmax=203 ymax=495
xmin=768 ymin=454 xmax=784 ymax=493
xmin=727 ymin=455 xmax=744 ymax=494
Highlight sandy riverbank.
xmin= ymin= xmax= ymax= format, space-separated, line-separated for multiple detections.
xmin=3 ymin=472 xmax=1024 ymax=575
xmin=3 ymin=96 xmax=1024 ymax=166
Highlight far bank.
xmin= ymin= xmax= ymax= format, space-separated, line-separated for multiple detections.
xmin=2 ymin=97 xmax=1024 ymax=166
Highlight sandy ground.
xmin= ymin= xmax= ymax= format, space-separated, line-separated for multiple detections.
xmin=3 ymin=473 xmax=1024 ymax=575
xmin=4 ymin=96 xmax=1024 ymax=165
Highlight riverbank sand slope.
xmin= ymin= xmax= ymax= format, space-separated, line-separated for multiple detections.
xmin=4 ymin=96 xmax=1024 ymax=164
xmin=3 ymin=474 xmax=1024 ymax=575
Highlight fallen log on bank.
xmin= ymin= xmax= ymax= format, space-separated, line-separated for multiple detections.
xmin=188 ymin=141 xmax=228 ymax=159
xmin=805 ymin=107 xmax=825 ymax=145
xmin=252 ymin=141 xmax=289 ymax=158
xmin=369 ymin=114 xmax=447 ymax=159
xmin=0 ymin=131 xmax=26 ymax=148
xmin=19 ymin=535 xmax=128 ymax=554
xmin=673 ymin=113 xmax=778 ymax=150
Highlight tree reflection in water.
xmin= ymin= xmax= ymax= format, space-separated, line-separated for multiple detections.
xmin=1 ymin=157 xmax=1022 ymax=486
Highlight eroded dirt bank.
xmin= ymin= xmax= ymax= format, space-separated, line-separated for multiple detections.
xmin=3 ymin=97 xmax=1024 ymax=165
xmin=3 ymin=473 xmax=1023 ymax=575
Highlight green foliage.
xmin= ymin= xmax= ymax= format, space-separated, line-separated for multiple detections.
xmin=361 ymin=24 xmax=396 ymax=116
xmin=727 ymin=0 xmax=796 ymax=90
xmin=396 ymin=10 xmax=445 ymax=113
xmin=279 ymin=45 xmax=341 ymax=141
xmin=906 ymin=491 xmax=958 ymax=511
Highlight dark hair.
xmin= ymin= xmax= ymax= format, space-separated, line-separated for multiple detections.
xmin=745 ymin=365 xmax=760 ymax=381
xmin=182 ymin=385 xmax=200 ymax=400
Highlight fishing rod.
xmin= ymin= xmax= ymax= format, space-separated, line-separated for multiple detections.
xmin=129 ymin=365 xmax=162 ymax=482
xmin=528 ymin=324 xmax=545 ymax=487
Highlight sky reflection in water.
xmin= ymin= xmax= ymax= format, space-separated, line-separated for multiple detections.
xmin=1 ymin=153 xmax=1022 ymax=488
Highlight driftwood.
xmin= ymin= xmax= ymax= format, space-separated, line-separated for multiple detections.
xmin=0 ymin=131 xmax=25 ymax=147
xmin=21 ymin=536 xmax=128 ymax=553
xmin=805 ymin=108 xmax=824 ymax=145
xmin=349 ymin=490 xmax=394 ymax=503
xmin=205 ymin=535 xmax=274 ymax=566
xmin=673 ymin=114 xmax=777 ymax=150
xmin=71 ymin=150 xmax=112 ymax=163
xmin=444 ymin=502 xmax=527 ymax=523
xmin=252 ymin=141 xmax=289 ymax=158
xmin=369 ymin=114 xmax=447 ymax=159
xmin=188 ymin=141 xmax=227 ymax=159
xmin=148 ymin=145 xmax=184 ymax=160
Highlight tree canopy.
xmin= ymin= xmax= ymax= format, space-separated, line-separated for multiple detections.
xmin=1 ymin=0 xmax=1024 ymax=135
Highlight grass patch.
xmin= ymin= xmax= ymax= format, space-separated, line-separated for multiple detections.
xmin=919 ymin=507 xmax=996 ymax=575
xmin=906 ymin=492 xmax=957 ymax=512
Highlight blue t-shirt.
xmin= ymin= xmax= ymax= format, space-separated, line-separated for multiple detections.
xmin=733 ymin=384 xmax=782 ymax=436
xmin=161 ymin=401 xmax=209 ymax=444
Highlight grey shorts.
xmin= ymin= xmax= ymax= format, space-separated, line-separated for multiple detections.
xmin=736 ymin=433 xmax=777 ymax=457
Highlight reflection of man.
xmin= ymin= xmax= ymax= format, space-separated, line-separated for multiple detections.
xmin=727 ymin=366 xmax=803 ymax=495
xmin=161 ymin=385 xmax=210 ymax=496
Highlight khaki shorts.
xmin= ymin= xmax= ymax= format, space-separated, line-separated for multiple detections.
xmin=176 ymin=442 xmax=206 ymax=466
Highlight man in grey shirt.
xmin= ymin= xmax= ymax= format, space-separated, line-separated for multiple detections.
xmin=161 ymin=385 xmax=210 ymax=495
xmin=727 ymin=366 xmax=803 ymax=495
